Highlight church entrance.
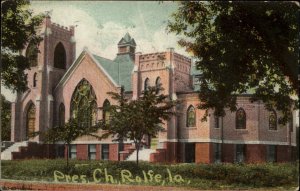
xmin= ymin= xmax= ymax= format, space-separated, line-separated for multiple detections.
xmin=26 ymin=104 xmax=36 ymax=140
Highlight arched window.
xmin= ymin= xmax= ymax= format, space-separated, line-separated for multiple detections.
xmin=269 ymin=109 xmax=277 ymax=130
xmin=26 ymin=41 xmax=38 ymax=67
xmin=236 ymin=108 xmax=246 ymax=129
xmin=103 ymin=99 xmax=110 ymax=124
xmin=70 ymin=79 xmax=97 ymax=127
xmin=26 ymin=103 xmax=36 ymax=139
xmin=33 ymin=73 xmax=37 ymax=87
xmin=155 ymin=77 xmax=161 ymax=94
xmin=187 ymin=105 xmax=196 ymax=127
xmin=58 ymin=103 xmax=65 ymax=126
xmin=144 ymin=78 xmax=150 ymax=91
xmin=54 ymin=42 xmax=66 ymax=69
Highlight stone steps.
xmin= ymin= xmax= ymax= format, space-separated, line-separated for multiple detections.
xmin=126 ymin=148 xmax=156 ymax=161
xmin=1 ymin=141 xmax=28 ymax=160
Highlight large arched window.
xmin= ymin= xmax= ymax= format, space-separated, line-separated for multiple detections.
xmin=70 ymin=79 xmax=97 ymax=127
xmin=54 ymin=42 xmax=66 ymax=69
xmin=144 ymin=78 xmax=150 ymax=91
xmin=58 ymin=103 xmax=65 ymax=126
xmin=26 ymin=41 xmax=38 ymax=67
xmin=155 ymin=77 xmax=161 ymax=94
xmin=103 ymin=99 xmax=110 ymax=124
xmin=269 ymin=109 xmax=277 ymax=130
xmin=33 ymin=73 xmax=37 ymax=87
xmin=236 ymin=108 xmax=246 ymax=129
xmin=26 ymin=103 xmax=36 ymax=139
xmin=187 ymin=105 xmax=196 ymax=127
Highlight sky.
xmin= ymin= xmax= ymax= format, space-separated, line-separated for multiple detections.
xmin=2 ymin=1 xmax=188 ymax=101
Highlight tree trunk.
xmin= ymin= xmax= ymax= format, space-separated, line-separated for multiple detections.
xmin=66 ymin=143 xmax=69 ymax=167
xmin=135 ymin=142 xmax=140 ymax=166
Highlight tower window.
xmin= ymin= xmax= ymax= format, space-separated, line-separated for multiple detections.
xmin=144 ymin=78 xmax=150 ymax=91
xmin=54 ymin=42 xmax=66 ymax=69
xmin=155 ymin=77 xmax=161 ymax=94
xmin=26 ymin=41 xmax=38 ymax=67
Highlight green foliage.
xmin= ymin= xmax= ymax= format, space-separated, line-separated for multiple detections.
xmin=1 ymin=160 xmax=298 ymax=189
xmin=31 ymin=119 xmax=101 ymax=166
xmin=1 ymin=0 xmax=44 ymax=92
xmin=97 ymin=86 xmax=177 ymax=164
xmin=1 ymin=94 xmax=11 ymax=141
xmin=167 ymin=2 xmax=299 ymax=124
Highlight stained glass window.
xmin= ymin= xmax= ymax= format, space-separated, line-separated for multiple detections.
xmin=26 ymin=41 xmax=38 ymax=67
xmin=70 ymin=79 xmax=97 ymax=127
xmin=144 ymin=78 xmax=150 ymax=91
xmin=236 ymin=108 xmax=246 ymax=129
xmin=26 ymin=104 xmax=36 ymax=139
xmin=103 ymin=99 xmax=110 ymax=124
xmin=155 ymin=77 xmax=161 ymax=94
xmin=54 ymin=42 xmax=66 ymax=69
xmin=269 ymin=109 xmax=277 ymax=130
xmin=187 ymin=105 xmax=196 ymax=127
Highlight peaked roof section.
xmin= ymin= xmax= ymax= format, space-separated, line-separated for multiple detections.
xmin=55 ymin=49 xmax=120 ymax=91
xmin=93 ymin=53 xmax=135 ymax=91
xmin=118 ymin=32 xmax=136 ymax=46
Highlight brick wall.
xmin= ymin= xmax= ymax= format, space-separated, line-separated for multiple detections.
xmin=195 ymin=143 xmax=213 ymax=163
xmin=246 ymin=144 xmax=266 ymax=163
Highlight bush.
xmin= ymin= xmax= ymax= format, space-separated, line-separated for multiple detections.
xmin=1 ymin=159 xmax=298 ymax=189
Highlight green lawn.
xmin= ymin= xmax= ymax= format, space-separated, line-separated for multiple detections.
xmin=1 ymin=159 xmax=299 ymax=190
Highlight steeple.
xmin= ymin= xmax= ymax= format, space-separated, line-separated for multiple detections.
xmin=117 ymin=33 xmax=136 ymax=56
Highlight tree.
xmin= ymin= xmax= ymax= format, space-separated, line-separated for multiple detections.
xmin=167 ymin=1 xmax=299 ymax=124
xmin=1 ymin=0 xmax=44 ymax=92
xmin=1 ymin=95 xmax=11 ymax=141
xmin=98 ymin=86 xmax=177 ymax=165
xmin=31 ymin=119 xmax=100 ymax=167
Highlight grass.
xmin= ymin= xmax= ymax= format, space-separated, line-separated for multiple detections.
xmin=1 ymin=159 xmax=299 ymax=190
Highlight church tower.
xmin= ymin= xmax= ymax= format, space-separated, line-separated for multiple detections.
xmin=11 ymin=16 xmax=76 ymax=142
xmin=117 ymin=33 xmax=136 ymax=59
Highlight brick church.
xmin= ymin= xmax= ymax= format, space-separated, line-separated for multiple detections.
xmin=7 ymin=16 xmax=297 ymax=163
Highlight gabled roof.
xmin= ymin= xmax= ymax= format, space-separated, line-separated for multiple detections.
xmin=118 ymin=32 xmax=136 ymax=46
xmin=93 ymin=53 xmax=135 ymax=91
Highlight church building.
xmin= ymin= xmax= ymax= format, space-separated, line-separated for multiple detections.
xmin=6 ymin=17 xmax=297 ymax=163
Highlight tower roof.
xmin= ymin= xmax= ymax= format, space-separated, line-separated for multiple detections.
xmin=118 ymin=33 xmax=136 ymax=47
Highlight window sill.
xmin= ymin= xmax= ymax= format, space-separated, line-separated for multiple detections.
xmin=185 ymin=127 xmax=197 ymax=130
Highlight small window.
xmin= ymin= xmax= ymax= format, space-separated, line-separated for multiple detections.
xmin=214 ymin=115 xmax=219 ymax=129
xmin=144 ymin=78 xmax=150 ymax=91
xmin=69 ymin=145 xmax=77 ymax=159
xmin=101 ymin=144 xmax=109 ymax=160
xmin=88 ymin=144 xmax=96 ymax=160
xmin=187 ymin=105 xmax=196 ymax=127
xmin=266 ymin=145 xmax=277 ymax=162
xmin=269 ymin=109 xmax=277 ymax=130
xmin=235 ymin=144 xmax=245 ymax=163
xmin=213 ymin=143 xmax=222 ymax=163
xmin=33 ymin=73 xmax=37 ymax=87
xmin=236 ymin=108 xmax=246 ymax=129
